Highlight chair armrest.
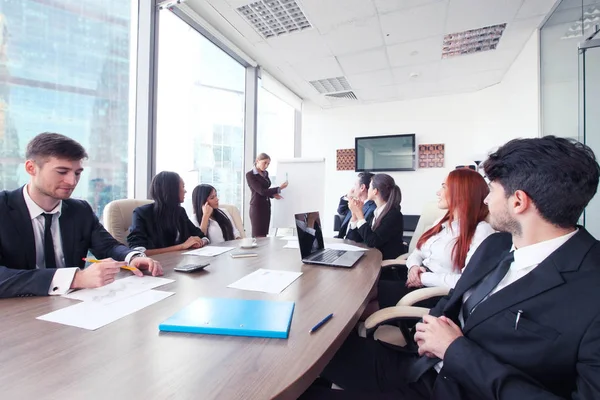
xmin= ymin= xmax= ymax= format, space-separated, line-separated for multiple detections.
xmin=381 ymin=253 xmax=408 ymax=267
xmin=397 ymin=287 xmax=450 ymax=307
xmin=364 ymin=306 xmax=429 ymax=335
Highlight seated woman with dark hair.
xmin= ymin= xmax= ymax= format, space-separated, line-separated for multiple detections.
xmin=127 ymin=171 xmax=207 ymax=256
xmin=378 ymin=168 xmax=495 ymax=309
xmin=191 ymin=184 xmax=241 ymax=244
xmin=346 ymin=173 xmax=405 ymax=260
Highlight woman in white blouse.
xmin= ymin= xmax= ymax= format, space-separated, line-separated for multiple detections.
xmin=191 ymin=184 xmax=241 ymax=244
xmin=378 ymin=168 xmax=495 ymax=309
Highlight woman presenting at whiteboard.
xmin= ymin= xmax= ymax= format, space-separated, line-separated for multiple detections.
xmin=245 ymin=153 xmax=288 ymax=237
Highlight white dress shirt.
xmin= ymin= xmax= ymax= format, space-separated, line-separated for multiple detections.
xmin=23 ymin=185 xmax=142 ymax=295
xmin=434 ymin=228 xmax=578 ymax=372
xmin=349 ymin=203 xmax=385 ymax=231
xmin=191 ymin=208 xmax=240 ymax=244
xmin=23 ymin=185 xmax=75 ymax=295
xmin=407 ymin=219 xmax=496 ymax=288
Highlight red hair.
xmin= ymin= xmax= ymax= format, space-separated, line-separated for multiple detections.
xmin=416 ymin=168 xmax=489 ymax=271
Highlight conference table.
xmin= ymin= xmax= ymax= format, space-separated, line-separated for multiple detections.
xmin=0 ymin=237 xmax=382 ymax=399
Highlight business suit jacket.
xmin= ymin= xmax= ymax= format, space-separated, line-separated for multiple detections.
xmin=0 ymin=187 xmax=132 ymax=298
xmin=127 ymin=203 xmax=205 ymax=250
xmin=337 ymin=199 xmax=377 ymax=241
xmin=418 ymin=230 xmax=600 ymax=400
xmin=246 ymin=169 xmax=279 ymax=237
xmin=355 ymin=206 xmax=405 ymax=260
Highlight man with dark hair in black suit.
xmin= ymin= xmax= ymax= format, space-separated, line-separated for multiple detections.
xmin=336 ymin=171 xmax=376 ymax=241
xmin=0 ymin=132 xmax=163 ymax=298
xmin=303 ymin=136 xmax=600 ymax=400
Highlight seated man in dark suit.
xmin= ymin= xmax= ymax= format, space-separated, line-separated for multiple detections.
xmin=0 ymin=133 xmax=163 ymax=298
xmin=336 ymin=171 xmax=376 ymax=242
xmin=302 ymin=136 xmax=600 ymax=399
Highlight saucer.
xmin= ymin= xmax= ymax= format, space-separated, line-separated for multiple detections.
xmin=240 ymin=243 xmax=258 ymax=249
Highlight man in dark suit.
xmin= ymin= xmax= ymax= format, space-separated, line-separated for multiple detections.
xmin=0 ymin=133 xmax=163 ymax=298
xmin=302 ymin=136 xmax=600 ymax=399
xmin=336 ymin=171 xmax=376 ymax=242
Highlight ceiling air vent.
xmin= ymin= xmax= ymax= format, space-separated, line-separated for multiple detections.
xmin=442 ymin=23 xmax=506 ymax=58
xmin=325 ymin=91 xmax=358 ymax=101
xmin=237 ymin=0 xmax=312 ymax=39
xmin=309 ymin=76 xmax=352 ymax=94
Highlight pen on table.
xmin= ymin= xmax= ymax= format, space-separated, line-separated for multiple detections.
xmin=82 ymin=258 xmax=137 ymax=272
xmin=309 ymin=313 xmax=334 ymax=334
xmin=515 ymin=310 xmax=523 ymax=330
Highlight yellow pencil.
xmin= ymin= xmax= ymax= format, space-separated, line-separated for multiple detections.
xmin=82 ymin=258 xmax=137 ymax=272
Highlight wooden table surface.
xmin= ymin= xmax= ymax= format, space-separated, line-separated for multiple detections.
xmin=0 ymin=237 xmax=381 ymax=400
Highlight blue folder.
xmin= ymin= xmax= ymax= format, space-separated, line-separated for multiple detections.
xmin=159 ymin=297 xmax=295 ymax=339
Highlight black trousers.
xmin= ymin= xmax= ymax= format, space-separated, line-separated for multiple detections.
xmin=299 ymin=332 xmax=437 ymax=399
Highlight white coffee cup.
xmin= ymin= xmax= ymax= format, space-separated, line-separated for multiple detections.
xmin=241 ymin=237 xmax=257 ymax=247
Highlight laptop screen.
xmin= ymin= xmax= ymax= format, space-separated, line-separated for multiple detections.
xmin=294 ymin=212 xmax=325 ymax=259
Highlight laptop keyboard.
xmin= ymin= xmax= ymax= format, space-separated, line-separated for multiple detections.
xmin=311 ymin=250 xmax=346 ymax=263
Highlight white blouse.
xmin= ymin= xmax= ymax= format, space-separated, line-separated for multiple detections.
xmin=191 ymin=208 xmax=241 ymax=244
xmin=406 ymin=219 xmax=496 ymax=289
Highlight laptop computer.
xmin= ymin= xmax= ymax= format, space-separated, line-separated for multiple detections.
xmin=294 ymin=211 xmax=363 ymax=268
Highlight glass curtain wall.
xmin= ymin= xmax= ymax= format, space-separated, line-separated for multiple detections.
xmin=155 ymin=9 xmax=246 ymax=217
xmin=0 ymin=0 xmax=136 ymax=219
xmin=256 ymin=79 xmax=295 ymax=182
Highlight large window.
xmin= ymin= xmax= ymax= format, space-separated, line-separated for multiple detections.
xmin=256 ymin=81 xmax=295 ymax=181
xmin=155 ymin=10 xmax=245 ymax=216
xmin=0 ymin=0 xmax=135 ymax=219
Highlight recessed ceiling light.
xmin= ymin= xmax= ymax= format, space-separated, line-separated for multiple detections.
xmin=442 ymin=23 xmax=506 ymax=58
xmin=237 ymin=0 xmax=312 ymax=39
xmin=409 ymin=72 xmax=419 ymax=79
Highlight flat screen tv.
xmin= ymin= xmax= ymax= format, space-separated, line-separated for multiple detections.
xmin=355 ymin=134 xmax=416 ymax=172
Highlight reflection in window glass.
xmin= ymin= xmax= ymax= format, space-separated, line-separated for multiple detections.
xmin=540 ymin=0 xmax=600 ymax=140
xmin=256 ymin=82 xmax=295 ymax=182
xmin=0 ymin=0 xmax=135 ymax=219
xmin=155 ymin=10 xmax=245 ymax=218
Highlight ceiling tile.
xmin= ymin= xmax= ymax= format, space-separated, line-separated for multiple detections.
xmin=323 ymin=16 xmax=384 ymax=55
xmin=439 ymin=48 xmax=515 ymax=78
xmin=387 ymin=36 xmax=443 ymax=67
xmin=392 ymin=61 xmax=440 ymax=84
xmin=299 ymin=0 xmax=377 ymax=33
xmin=374 ymin=0 xmax=447 ymax=14
xmin=496 ymin=17 xmax=542 ymax=50
xmin=380 ymin=1 xmax=449 ymax=45
xmin=516 ymin=0 xmax=559 ymax=19
xmin=445 ymin=0 xmax=523 ymax=33
xmin=291 ymin=56 xmax=344 ymax=81
xmin=346 ymin=69 xmax=395 ymax=89
xmin=438 ymin=69 xmax=505 ymax=92
xmin=266 ymin=29 xmax=333 ymax=64
xmin=397 ymin=81 xmax=445 ymax=99
xmin=355 ymin=85 xmax=400 ymax=101
xmin=337 ymin=48 xmax=389 ymax=75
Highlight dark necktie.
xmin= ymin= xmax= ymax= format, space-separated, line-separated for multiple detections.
xmin=42 ymin=213 xmax=57 ymax=268
xmin=461 ymin=251 xmax=515 ymax=322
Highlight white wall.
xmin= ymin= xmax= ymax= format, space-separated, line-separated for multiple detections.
xmin=302 ymin=32 xmax=540 ymax=236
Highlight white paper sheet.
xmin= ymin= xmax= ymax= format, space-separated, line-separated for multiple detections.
xmin=38 ymin=290 xmax=174 ymax=330
xmin=282 ymin=241 xmax=365 ymax=252
xmin=227 ymin=269 xmax=302 ymax=294
xmin=278 ymin=236 xmax=298 ymax=241
xmin=325 ymin=243 xmax=367 ymax=252
xmin=62 ymin=276 xmax=174 ymax=305
xmin=182 ymin=246 xmax=235 ymax=257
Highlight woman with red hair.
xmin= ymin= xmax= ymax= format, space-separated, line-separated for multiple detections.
xmin=378 ymin=168 xmax=495 ymax=309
